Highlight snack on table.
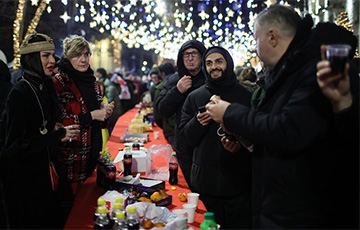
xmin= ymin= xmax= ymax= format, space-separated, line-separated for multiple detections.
xmin=142 ymin=220 xmax=154 ymax=229
xmin=153 ymin=222 xmax=166 ymax=228
xmin=178 ymin=193 xmax=187 ymax=202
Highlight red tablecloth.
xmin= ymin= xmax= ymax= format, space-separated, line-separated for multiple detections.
xmin=64 ymin=108 xmax=207 ymax=229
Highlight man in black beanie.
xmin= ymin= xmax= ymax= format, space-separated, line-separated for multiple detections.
xmin=155 ymin=40 xmax=206 ymax=190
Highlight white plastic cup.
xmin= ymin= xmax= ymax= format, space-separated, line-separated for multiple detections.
xmin=187 ymin=192 xmax=199 ymax=207
xmin=172 ymin=209 xmax=188 ymax=218
xmin=182 ymin=203 xmax=196 ymax=223
xmin=154 ymin=131 xmax=159 ymax=139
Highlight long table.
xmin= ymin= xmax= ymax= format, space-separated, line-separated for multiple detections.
xmin=64 ymin=108 xmax=207 ymax=229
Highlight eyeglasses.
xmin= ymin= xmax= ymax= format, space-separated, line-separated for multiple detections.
xmin=183 ymin=51 xmax=200 ymax=58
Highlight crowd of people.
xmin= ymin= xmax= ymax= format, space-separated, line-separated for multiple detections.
xmin=0 ymin=3 xmax=358 ymax=229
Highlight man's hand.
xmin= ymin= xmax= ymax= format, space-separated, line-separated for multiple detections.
xmin=221 ymin=136 xmax=241 ymax=153
xmin=177 ymin=75 xmax=192 ymax=93
xmin=205 ymin=96 xmax=230 ymax=124
xmin=196 ymin=111 xmax=212 ymax=126
xmin=316 ymin=45 xmax=352 ymax=112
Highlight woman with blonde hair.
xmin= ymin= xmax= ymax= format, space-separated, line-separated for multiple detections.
xmin=53 ymin=35 xmax=114 ymax=220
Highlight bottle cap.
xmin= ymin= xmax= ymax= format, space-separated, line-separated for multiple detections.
xmin=127 ymin=206 xmax=136 ymax=214
xmin=204 ymin=212 xmax=215 ymax=220
xmin=115 ymin=197 xmax=124 ymax=203
xmin=115 ymin=211 xmax=125 ymax=220
xmin=97 ymin=206 xmax=107 ymax=214
xmin=97 ymin=198 xmax=106 ymax=206
xmin=113 ymin=202 xmax=122 ymax=209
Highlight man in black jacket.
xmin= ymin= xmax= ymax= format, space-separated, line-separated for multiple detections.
xmin=179 ymin=46 xmax=252 ymax=229
xmin=206 ymin=4 xmax=359 ymax=229
xmin=155 ymin=40 xmax=206 ymax=189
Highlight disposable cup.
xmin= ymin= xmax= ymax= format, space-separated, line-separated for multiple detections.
xmin=172 ymin=209 xmax=188 ymax=218
xmin=187 ymin=192 xmax=199 ymax=207
xmin=154 ymin=131 xmax=159 ymax=139
xmin=326 ymin=44 xmax=351 ymax=74
xmin=182 ymin=203 xmax=196 ymax=223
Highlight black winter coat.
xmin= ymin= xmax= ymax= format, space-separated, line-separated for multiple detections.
xmin=0 ymin=73 xmax=65 ymax=228
xmin=222 ymin=17 xmax=359 ymax=228
xmin=180 ymin=46 xmax=252 ymax=197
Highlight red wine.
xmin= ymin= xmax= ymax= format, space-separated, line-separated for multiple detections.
xmin=328 ymin=55 xmax=348 ymax=74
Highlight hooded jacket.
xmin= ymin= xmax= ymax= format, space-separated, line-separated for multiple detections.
xmin=222 ymin=15 xmax=359 ymax=228
xmin=155 ymin=40 xmax=206 ymax=158
xmin=179 ymin=47 xmax=252 ymax=197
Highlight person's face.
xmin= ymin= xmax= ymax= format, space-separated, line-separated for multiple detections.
xmin=70 ymin=48 xmax=90 ymax=72
xmin=150 ymin=73 xmax=160 ymax=84
xmin=205 ymin=52 xmax=227 ymax=79
xmin=183 ymin=48 xmax=202 ymax=74
xmin=95 ymin=71 xmax=102 ymax=80
xmin=254 ymin=23 xmax=272 ymax=70
xmin=40 ymin=50 xmax=56 ymax=77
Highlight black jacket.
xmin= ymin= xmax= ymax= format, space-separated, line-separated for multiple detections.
xmin=180 ymin=47 xmax=252 ymax=197
xmin=222 ymin=16 xmax=359 ymax=228
xmin=0 ymin=73 xmax=65 ymax=228
xmin=155 ymin=40 xmax=206 ymax=160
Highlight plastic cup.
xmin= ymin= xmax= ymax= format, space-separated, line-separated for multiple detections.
xmin=187 ymin=192 xmax=199 ymax=207
xmin=182 ymin=203 xmax=196 ymax=223
xmin=326 ymin=44 xmax=351 ymax=74
xmin=172 ymin=209 xmax=188 ymax=218
xmin=154 ymin=131 xmax=159 ymax=139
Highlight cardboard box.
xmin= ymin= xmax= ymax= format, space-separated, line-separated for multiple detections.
xmin=114 ymin=149 xmax=149 ymax=173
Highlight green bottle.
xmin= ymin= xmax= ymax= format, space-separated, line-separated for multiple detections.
xmin=200 ymin=212 xmax=218 ymax=230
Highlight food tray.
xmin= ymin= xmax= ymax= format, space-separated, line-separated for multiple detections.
xmin=120 ymin=133 xmax=149 ymax=143
xmin=114 ymin=177 xmax=165 ymax=191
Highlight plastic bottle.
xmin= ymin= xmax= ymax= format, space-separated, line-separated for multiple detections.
xmin=200 ymin=212 xmax=218 ymax=230
xmin=169 ymin=152 xmax=178 ymax=185
xmin=126 ymin=206 xmax=139 ymax=230
xmin=123 ymin=147 xmax=132 ymax=176
xmin=97 ymin=151 xmax=105 ymax=188
xmin=113 ymin=211 xmax=128 ymax=230
xmin=111 ymin=202 xmax=123 ymax=223
xmin=105 ymin=156 xmax=117 ymax=190
xmin=94 ymin=198 xmax=107 ymax=220
xmin=94 ymin=206 xmax=112 ymax=229
xmin=132 ymin=138 xmax=140 ymax=151
xmin=115 ymin=197 xmax=124 ymax=211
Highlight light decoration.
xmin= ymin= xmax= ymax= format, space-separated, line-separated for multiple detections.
xmin=20 ymin=0 xmax=304 ymax=68
xmin=336 ymin=11 xmax=358 ymax=58
xmin=13 ymin=0 xmax=50 ymax=69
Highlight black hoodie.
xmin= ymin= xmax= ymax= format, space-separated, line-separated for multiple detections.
xmin=179 ymin=46 xmax=252 ymax=198
xmin=155 ymin=40 xmax=206 ymax=157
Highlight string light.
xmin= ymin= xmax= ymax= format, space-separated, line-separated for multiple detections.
xmin=13 ymin=0 xmax=356 ymax=68
xmin=13 ymin=0 xmax=50 ymax=69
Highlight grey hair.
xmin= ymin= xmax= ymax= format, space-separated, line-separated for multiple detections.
xmin=255 ymin=4 xmax=301 ymax=38
xmin=62 ymin=35 xmax=91 ymax=59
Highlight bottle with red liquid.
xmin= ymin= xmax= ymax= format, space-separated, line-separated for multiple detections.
xmin=123 ymin=147 xmax=132 ymax=176
xmin=132 ymin=138 xmax=140 ymax=151
xmin=105 ymin=156 xmax=116 ymax=190
xmin=169 ymin=152 xmax=178 ymax=185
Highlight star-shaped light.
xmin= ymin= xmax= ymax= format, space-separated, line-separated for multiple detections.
xmin=114 ymin=1 xmax=123 ymax=10
xmin=198 ymin=11 xmax=209 ymax=20
xmin=31 ymin=0 xmax=38 ymax=6
xmin=47 ymin=6 xmax=52 ymax=13
xmin=141 ymin=0 xmax=151 ymax=5
xmin=60 ymin=11 xmax=71 ymax=23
